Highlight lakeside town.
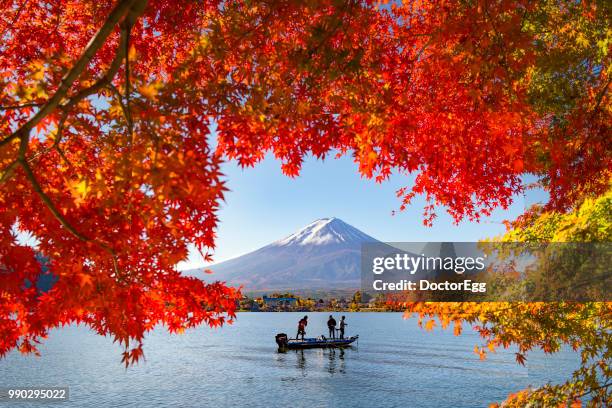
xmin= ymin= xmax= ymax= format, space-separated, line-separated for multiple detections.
xmin=236 ymin=291 xmax=402 ymax=312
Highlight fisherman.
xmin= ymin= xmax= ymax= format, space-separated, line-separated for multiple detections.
xmin=296 ymin=315 xmax=308 ymax=340
xmin=327 ymin=315 xmax=337 ymax=339
xmin=339 ymin=316 xmax=348 ymax=339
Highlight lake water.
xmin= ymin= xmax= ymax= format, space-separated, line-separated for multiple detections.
xmin=0 ymin=312 xmax=580 ymax=407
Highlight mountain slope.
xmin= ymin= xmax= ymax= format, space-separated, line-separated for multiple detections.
xmin=193 ymin=218 xmax=380 ymax=290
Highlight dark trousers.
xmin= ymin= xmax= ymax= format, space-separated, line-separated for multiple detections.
xmin=339 ymin=329 xmax=345 ymax=339
xmin=296 ymin=329 xmax=305 ymax=340
xmin=328 ymin=327 xmax=335 ymax=339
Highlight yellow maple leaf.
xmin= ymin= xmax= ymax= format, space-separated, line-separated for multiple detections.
xmin=68 ymin=179 xmax=90 ymax=205
xmin=139 ymin=83 xmax=158 ymax=100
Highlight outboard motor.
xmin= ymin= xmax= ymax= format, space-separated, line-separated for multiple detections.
xmin=275 ymin=333 xmax=288 ymax=349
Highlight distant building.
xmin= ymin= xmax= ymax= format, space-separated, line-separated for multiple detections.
xmin=262 ymin=296 xmax=298 ymax=308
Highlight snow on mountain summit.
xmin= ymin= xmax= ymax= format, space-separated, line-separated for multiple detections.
xmin=273 ymin=217 xmax=376 ymax=246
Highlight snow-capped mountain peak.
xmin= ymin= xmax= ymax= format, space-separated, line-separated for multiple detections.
xmin=273 ymin=217 xmax=375 ymax=246
xmin=192 ymin=217 xmax=383 ymax=290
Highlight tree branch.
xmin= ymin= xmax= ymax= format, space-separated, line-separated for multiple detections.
xmin=592 ymin=76 xmax=611 ymax=114
xmin=0 ymin=0 xmax=139 ymax=149
xmin=0 ymin=0 xmax=149 ymax=274
xmin=27 ymin=113 xmax=68 ymax=163
xmin=123 ymin=25 xmax=134 ymax=142
xmin=0 ymin=0 xmax=27 ymax=51
xmin=0 ymin=160 xmax=19 ymax=184
xmin=18 ymin=158 xmax=119 ymax=273
xmin=107 ymin=83 xmax=131 ymax=129
xmin=20 ymin=0 xmax=147 ymax=168
xmin=0 ymin=102 xmax=44 ymax=111
xmin=0 ymin=125 xmax=30 ymax=184
xmin=571 ymin=380 xmax=612 ymax=399
xmin=18 ymin=158 xmax=90 ymax=242
xmin=58 ymin=0 xmax=148 ymax=114
xmin=60 ymin=26 xmax=129 ymax=111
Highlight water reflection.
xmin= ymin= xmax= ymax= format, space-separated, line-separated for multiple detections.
xmin=297 ymin=350 xmax=306 ymax=372
xmin=326 ymin=348 xmax=346 ymax=374
xmin=281 ymin=347 xmax=355 ymax=376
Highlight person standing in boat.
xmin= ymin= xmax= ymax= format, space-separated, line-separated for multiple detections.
xmin=296 ymin=316 xmax=308 ymax=340
xmin=327 ymin=315 xmax=337 ymax=339
xmin=339 ymin=316 xmax=348 ymax=339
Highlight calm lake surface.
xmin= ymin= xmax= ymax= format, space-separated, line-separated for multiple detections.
xmin=0 ymin=312 xmax=580 ymax=408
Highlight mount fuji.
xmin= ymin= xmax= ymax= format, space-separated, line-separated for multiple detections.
xmin=191 ymin=217 xmax=381 ymax=290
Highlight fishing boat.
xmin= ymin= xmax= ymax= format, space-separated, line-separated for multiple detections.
xmin=275 ymin=333 xmax=358 ymax=350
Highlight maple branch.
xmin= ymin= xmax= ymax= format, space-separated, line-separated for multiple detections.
xmin=410 ymin=35 xmax=434 ymax=63
xmin=0 ymin=125 xmax=29 ymax=184
xmin=28 ymin=0 xmax=147 ymax=275
xmin=107 ymin=83 xmax=131 ymax=129
xmin=23 ymin=0 xmax=147 ymax=167
xmin=592 ymin=76 xmax=611 ymax=113
xmin=482 ymin=1 xmax=512 ymax=90
xmin=123 ymin=29 xmax=134 ymax=141
xmin=121 ymin=0 xmax=147 ymax=144
xmin=55 ymin=145 xmax=73 ymax=167
xmin=0 ymin=0 xmax=150 ymax=274
xmin=0 ymin=0 xmax=27 ymax=50
xmin=225 ymin=7 xmax=275 ymax=52
xmin=18 ymin=158 xmax=89 ymax=242
xmin=1 ymin=0 xmax=148 ymax=186
xmin=27 ymin=113 xmax=68 ymax=163
xmin=0 ymin=160 xmax=19 ymax=184
xmin=307 ymin=0 xmax=356 ymax=57
xmin=62 ymin=0 xmax=147 ymax=113
xmin=0 ymin=0 xmax=139 ymax=150
xmin=0 ymin=102 xmax=44 ymax=111
xmin=570 ymin=76 xmax=612 ymax=160
xmin=571 ymin=381 xmax=612 ymax=399
xmin=61 ymin=29 xmax=128 ymax=111
xmin=50 ymin=115 xmax=73 ymax=167
xmin=277 ymin=0 xmax=358 ymax=103
xmin=18 ymin=158 xmax=119 ymax=273
xmin=20 ymin=1 xmax=147 ymax=275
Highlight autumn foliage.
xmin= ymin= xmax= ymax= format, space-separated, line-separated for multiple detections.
xmin=0 ymin=0 xmax=610 ymax=404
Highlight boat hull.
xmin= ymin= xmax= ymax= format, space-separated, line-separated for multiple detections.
xmin=276 ymin=335 xmax=358 ymax=350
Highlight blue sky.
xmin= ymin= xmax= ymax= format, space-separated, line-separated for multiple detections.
xmin=178 ymin=153 xmax=539 ymax=270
